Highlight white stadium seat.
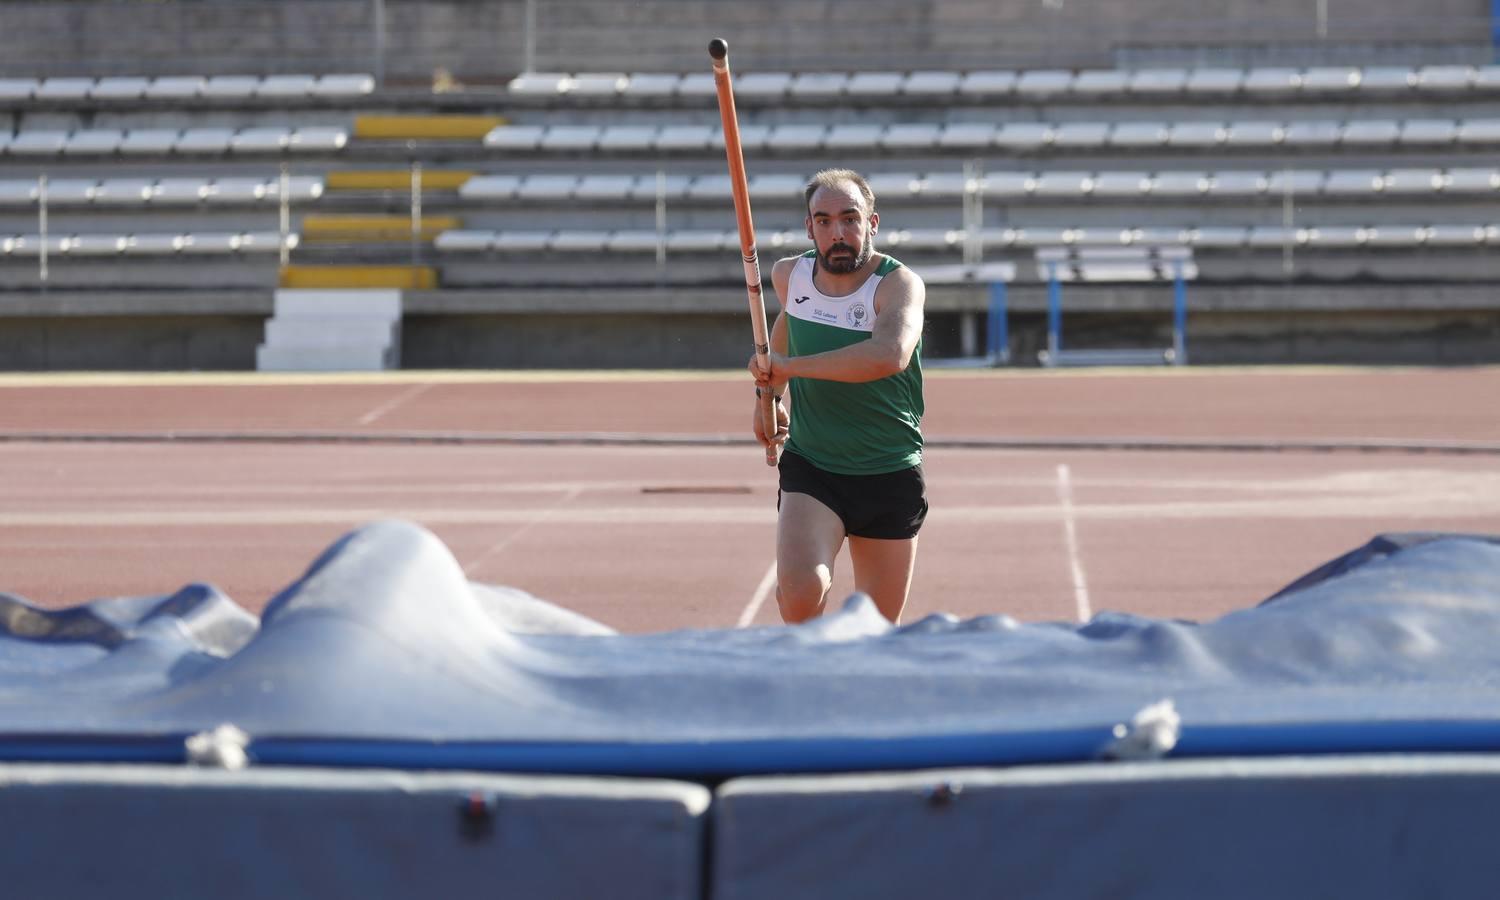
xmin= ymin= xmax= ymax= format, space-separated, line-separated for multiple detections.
xmin=515 ymin=175 xmax=580 ymax=200
xmin=1302 ymin=226 xmax=1363 ymax=247
xmin=665 ymin=230 xmax=728 ymax=252
xmin=749 ymin=174 xmax=808 ymax=201
xmin=539 ymin=125 xmax=602 ymax=151
xmin=880 ymin=123 xmax=941 ymax=150
xmin=119 ymin=129 xmax=181 ymax=155
xmin=458 ymin=174 xmax=522 ymax=200
xmin=956 ymin=70 xmax=1017 ymax=97
xmin=145 ymin=76 xmax=204 ymax=99
xmin=1050 ymin=122 xmax=1110 ymax=148
xmin=507 ymin=73 xmax=569 ymax=96
xmin=981 ymin=172 xmax=1034 ymax=198
xmin=1415 ymin=66 xmax=1474 ymax=90
xmin=1299 ymin=68 xmax=1361 ymax=92
xmin=67 ymin=234 xmax=129 ymax=255
xmin=596 ymin=124 xmax=660 ymax=152
xmin=1014 ymin=70 xmax=1073 ymax=97
xmin=1363 ymin=226 xmax=1426 ymax=247
xmin=1166 ymin=122 xmax=1227 ymax=147
xmin=35 ymin=78 xmax=94 ymax=100
xmin=1241 ymin=68 xmax=1301 ymax=94
xmin=684 ymin=174 xmax=732 ymax=200
xmin=1206 ymin=171 xmax=1267 ymax=195
xmin=630 ymin=174 xmax=692 ymax=200
xmin=274 ymin=176 xmax=326 ymax=202
xmin=491 ymin=231 xmax=553 ymax=251
xmin=734 ymin=72 xmax=791 ymax=100
xmin=7 ymin=131 xmax=69 ymax=155
xmin=91 ymin=77 xmax=150 ymax=100
xmin=1128 ymin=68 xmax=1188 ymax=93
xmin=206 ymin=178 xmax=270 ymax=203
xmin=937 ymin=123 xmax=997 ymax=149
xmin=231 ymin=127 xmax=292 ymax=153
xmin=180 ymin=233 xmax=242 ymax=254
xmin=653 ymin=125 xmax=714 ymax=151
xmin=1456 ymin=119 xmax=1500 ymax=144
xmin=565 ymin=74 xmax=628 ymax=97
xmin=1442 ymin=168 xmax=1500 ymax=192
xmin=92 ymin=179 xmax=156 ymax=205
xmin=311 ymin=74 xmax=375 ymax=97
xmin=1109 ymin=122 xmax=1170 ymax=147
xmin=1321 ymin=170 xmax=1384 ymax=195
xmin=1071 ymin=71 xmax=1130 ymax=95
xmin=63 ymin=129 xmax=124 ymax=155
xmin=0 ymin=181 xmax=38 ymax=205
xmin=863 ymin=172 xmax=922 ymax=200
xmin=483 ymin=125 xmax=546 ymax=150
xmin=1399 ymin=119 xmax=1458 ymax=144
xmin=1090 ymin=172 xmax=1152 ymax=196
xmin=1246 ymin=226 xmax=1300 ymax=247
xmin=0 ymin=78 xmax=37 ymax=100
xmin=1281 ymin=120 xmax=1343 ymax=146
xmin=902 ymin=71 xmax=961 ymax=96
xmin=994 ymin=123 xmax=1052 ymax=150
xmin=885 ymin=228 xmax=959 ymax=250
xmin=151 ymin=178 xmax=211 ymax=204
xmin=124 ymin=234 xmax=187 ymax=255
xmin=1423 ymin=225 xmax=1487 ymax=245
xmin=1030 ymin=172 xmax=1092 ymax=197
xmin=823 ymin=124 xmax=886 ymax=151
xmin=621 ymin=74 xmax=681 ymax=98
xmin=844 ymin=72 xmax=905 ymax=99
xmin=1185 ymin=69 xmax=1244 ymax=93
xmin=1265 ymin=170 xmax=1325 ymax=194
xmin=919 ymin=172 xmax=975 ymax=197
xmin=789 ymin=73 xmax=848 ymax=99
xmin=174 ymin=127 xmax=235 ymax=154
xmin=1357 ymin=67 xmax=1416 ymax=91
xmin=1339 ymin=119 xmax=1401 ymax=145
xmin=235 ymin=232 xmax=292 ymax=253
xmin=573 ymin=175 xmax=639 ymax=201
xmin=1151 ymin=171 xmax=1212 ymax=196
xmin=1474 ymin=66 xmax=1500 ymax=89
xmin=767 ymin=124 xmax=828 ymax=152
xmin=605 ymin=231 xmax=661 ymax=252
xmin=547 ymin=230 xmax=612 ymax=251
xmin=1224 ymin=121 xmax=1284 ymax=146
xmin=201 ymin=75 xmax=260 ymax=98
xmin=256 ymin=75 xmax=317 ymax=98
xmin=1379 ymin=169 xmax=1445 ymax=194
xmin=674 ymin=73 xmax=716 ymax=99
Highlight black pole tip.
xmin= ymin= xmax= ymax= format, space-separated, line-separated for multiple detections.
xmin=708 ymin=38 xmax=728 ymax=60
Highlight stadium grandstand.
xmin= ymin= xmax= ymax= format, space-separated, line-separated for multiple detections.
xmin=1 ymin=0 xmax=1498 ymax=369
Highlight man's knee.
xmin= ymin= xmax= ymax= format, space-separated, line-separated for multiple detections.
xmin=777 ymin=568 xmax=831 ymax=622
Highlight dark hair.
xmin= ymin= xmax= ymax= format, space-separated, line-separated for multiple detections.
xmin=804 ymin=168 xmax=875 ymax=215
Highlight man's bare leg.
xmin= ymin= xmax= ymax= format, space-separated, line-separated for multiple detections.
xmin=776 ymin=492 xmax=846 ymax=623
xmin=848 ymin=535 xmax=919 ymax=624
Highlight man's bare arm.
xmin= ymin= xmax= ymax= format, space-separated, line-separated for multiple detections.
xmin=775 ymin=266 xmax=924 ymax=383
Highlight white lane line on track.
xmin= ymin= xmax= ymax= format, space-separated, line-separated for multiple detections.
xmin=460 ymin=485 xmax=582 ymax=575
xmin=1056 ymin=463 xmax=1093 ymax=623
xmin=356 ymin=383 xmax=435 ymax=426
xmin=737 ymin=560 xmax=778 ymax=628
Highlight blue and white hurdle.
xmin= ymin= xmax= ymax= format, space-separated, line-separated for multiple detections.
xmin=1034 ymin=246 xmax=1194 ymax=367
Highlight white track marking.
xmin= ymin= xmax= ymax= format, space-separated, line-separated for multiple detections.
xmin=460 ymin=486 xmax=582 ymax=575
xmin=356 ymin=382 xmax=434 ymax=425
xmin=737 ymin=560 xmax=778 ymax=628
xmin=1056 ymin=463 xmax=1093 ymax=623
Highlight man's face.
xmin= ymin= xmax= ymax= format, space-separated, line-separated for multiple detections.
xmin=806 ymin=183 xmax=878 ymax=275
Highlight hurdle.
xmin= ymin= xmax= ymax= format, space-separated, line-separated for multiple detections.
xmin=921 ymin=262 xmax=1016 ymax=366
xmin=1034 ymin=246 xmax=1194 ymax=367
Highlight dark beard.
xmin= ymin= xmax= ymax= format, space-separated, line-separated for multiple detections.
xmin=817 ymin=241 xmax=870 ymax=275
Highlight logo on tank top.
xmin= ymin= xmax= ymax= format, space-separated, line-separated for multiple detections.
xmin=846 ymin=302 xmax=869 ymax=329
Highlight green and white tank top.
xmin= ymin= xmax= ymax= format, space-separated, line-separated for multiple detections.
xmin=783 ymin=251 xmax=923 ymax=475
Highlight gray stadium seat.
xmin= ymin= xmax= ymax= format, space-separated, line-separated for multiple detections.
xmin=1014 ymin=70 xmax=1073 ymax=97
xmin=902 ymin=71 xmax=961 ymax=96
xmin=1265 ymin=170 xmax=1325 ymax=194
xmin=119 ymin=129 xmax=180 ymax=155
xmin=605 ymin=231 xmax=661 ymax=252
xmin=1090 ymin=171 xmax=1152 ymax=196
xmin=548 ymin=230 xmax=613 ymax=251
xmin=1166 ymin=122 xmax=1226 ymax=147
xmin=0 ymin=181 xmax=37 ymax=205
xmin=35 ymin=78 xmax=94 ymax=100
xmin=573 ymin=175 xmax=639 ymax=201
xmin=1475 ymin=66 xmax=1500 ymax=89
xmin=880 ymin=123 xmax=940 ymax=150
xmin=256 ymin=75 xmax=317 ymax=98
xmin=1223 ymin=121 xmax=1284 ymax=146
xmin=1129 ymin=68 xmax=1188 ymax=93
xmin=1071 ymin=70 xmax=1130 ymax=95
xmin=63 ymin=129 xmax=124 ymax=155
xmin=516 ymin=175 xmax=580 ymax=200
xmin=1189 ymin=226 xmax=1249 ymax=247
xmin=207 ymin=178 xmax=270 ymax=203
xmin=749 ymin=173 xmax=807 ymax=201
xmin=1363 ymin=226 xmax=1426 ymax=246
xmin=1415 ymin=66 xmax=1474 ymax=90
xmin=767 ymin=124 xmax=828 ymax=152
xmin=884 ymin=228 xmax=959 ymax=250
xmin=435 ymin=228 xmax=498 ymax=253
xmin=1031 ymin=172 xmax=1092 ymax=197
xmin=235 ymin=232 xmax=292 ymax=253
xmin=540 ymin=125 xmax=602 ymax=151
xmin=507 ymin=73 xmax=569 ymax=96
xmin=1357 ymin=67 xmax=1416 ymax=91
xmin=1131 ymin=227 xmax=1192 ymax=245
xmin=864 ymin=172 xmax=922 ymax=200
xmin=994 ymin=123 xmax=1052 ymax=151
xmin=685 ymin=174 xmax=732 ymax=201
xmin=566 ymin=74 xmax=628 ymax=97
xmin=597 ymin=125 xmax=661 ymax=152
xmin=956 ymin=71 xmax=1017 ymax=97
xmin=1151 ymin=171 xmax=1212 ymax=196
xmin=1281 ymin=120 xmax=1343 ymax=146
xmin=483 ymin=125 xmax=546 ymax=150
xmin=1423 ymin=225 xmax=1487 ymax=245
xmin=180 ymin=233 xmax=242 ymax=254
xmin=725 ymin=123 xmax=773 ymax=153
xmin=630 ymin=174 xmax=692 ymax=200
xmin=93 ymin=178 xmax=155 ymax=205
xmin=789 ymin=73 xmax=848 ymax=99
xmin=1012 ymin=227 xmax=1073 ymax=247
xmin=620 ymin=73 xmax=679 ymax=98
xmin=40 ymin=179 xmax=93 ymax=204
xmin=1109 ymin=122 xmax=1170 ymax=148
xmin=1050 ymin=122 xmax=1110 ymax=148
xmin=1207 ymin=171 xmax=1268 ymax=195
xmin=1442 ymin=168 xmax=1500 ymax=192
xmin=1456 ymin=119 xmax=1500 ymax=144
xmin=151 ymin=178 xmax=211 ymax=204
xmin=1184 ymin=68 xmax=1244 ymax=93
xmin=7 ymin=131 xmax=69 ymax=155
xmin=1241 ymin=68 xmax=1301 ymax=94
xmin=734 ymin=72 xmax=791 ymax=100
xmin=288 ymin=127 xmax=347 ymax=153
xmin=824 ymin=123 xmax=886 ymax=151
xmin=1399 ymin=119 xmax=1457 ymax=144
xmin=1322 ymin=170 xmax=1384 ymax=195
xmin=981 ymin=172 xmax=1034 ymax=198
xmin=145 ymin=76 xmax=204 ymax=99
xmin=231 ymin=127 xmax=292 ymax=153
xmin=311 ymin=74 xmax=376 ymax=97
xmin=68 ymin=234 xmax=128 ymax=255
xmin=1299 ymin=67 xmax=1361 ymax=92
xmin=937 ymin=123 xmax=996 ymax=150
xmin=665 ymin=230 xmax=728 ymax=252
xmin=278 ymin=176 xmax=325 ymax=202
xmin=91 ymin=77 xmax=150 ymax=100
xmin=1302 ymin=226 xmax=1363 ymax=247
xmin=1379 ymin=168 xmax=1444 ymax=194
xmin=201 ymin=75 xmax=260 ymax=99
xmin=674 ymin=73 xmax=716 ymax=99
xmin=124 ymin=234 xmax=186 ymax=255
xmin=918 ymin=172 xmax=975 ymax=197
xmin=1246 ymin=226 xmax=1299 ymax=247
xmin=0 ymin=78 xmax=37 ymax=100
xmin=458 ymin=174 xmax=522 ymax=200
xmin=1339 ymin=119 xmax=1401 ymax=145
xmin=174 ymin=127 xmax=235 ymax=154
xmin=844 ymin=72 xmax=905 ymax=99
xmin=654 ymin=125 xmax=714 ymax=151
xmin=491 ymin=231 xmax=554 ymax=252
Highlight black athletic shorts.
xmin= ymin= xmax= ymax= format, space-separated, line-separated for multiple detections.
xmin=777 ymin=449 xmax=928 ymax=540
